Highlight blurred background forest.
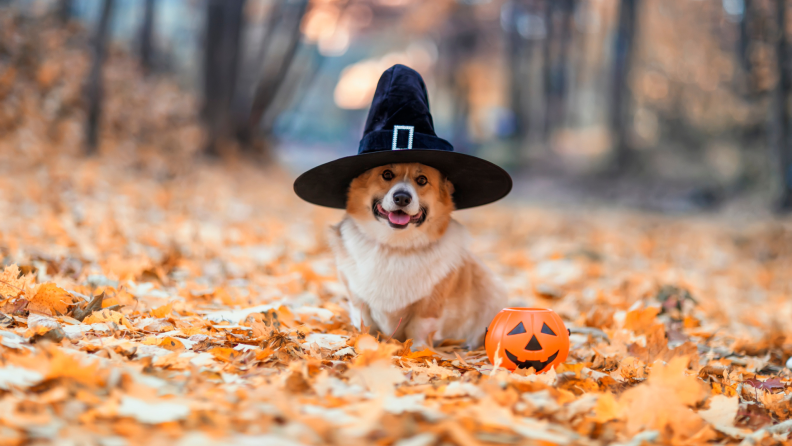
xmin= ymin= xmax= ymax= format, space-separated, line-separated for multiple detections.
xmin=1 ymin=0 xmax=792 ymax=214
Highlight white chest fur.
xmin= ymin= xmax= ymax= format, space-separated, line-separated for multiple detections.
xmin=336 ymin=218 xmax=469 ymax=314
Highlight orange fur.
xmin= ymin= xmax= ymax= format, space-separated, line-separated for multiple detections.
xmin=329 ymin=163 xmax=506 ymax=348
xmin=346 ymin=163 xmax=455 ymax=242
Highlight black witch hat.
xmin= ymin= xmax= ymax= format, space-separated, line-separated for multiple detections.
xmin=293 ymin=64 xmax=512 ymax=210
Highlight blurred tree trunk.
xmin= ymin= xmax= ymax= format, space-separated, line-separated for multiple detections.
xmin=85 ymin=0 xmax=114 ymax=155
xmin=253 ymin=1 xmax=284 ymax=74
xmin=202 ymin=0 xmax=245 ymax=156
xmin=739 ymin=0 xmax=753 ymax=73
xmin=241 ymin=0 xmax=309 ymax=151
xmin=506 ymin=1 xmax=528 ymax=146
xmin=776 ymin=0 xmax=792 ymax=211
xmin=543 ymin=0 xmax=574 ymax=141
xmin=609 ymin=0 xmax=639 ymax=173
xmin=271 ymin=46 xmax=325 ymax=135
xmin=444 ymin=3 xmax=479 ymax=153
xmin=58 ymin=0 xmax=72 ymax=23
xmin=260 ymin=46 xmax=322 ymax=138
xmin=139 ymin=0 xmax=155 ymax=73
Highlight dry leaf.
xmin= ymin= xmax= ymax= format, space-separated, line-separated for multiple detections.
xmin=158 ymin=337 xmax=185 ymax=351
xmin=699 ymin=394 xmax=743 ymax=437
xmin=45 ymin=348 xmax=104 ymax=387
xmin=0 ymin=265 xmax=25 ymax=300
xmin=743 ymin=378 xmax=784 ymax=391
xmin=84 ymin=309 xmax=133 ymax=329
xmin=404 ymin=348 xmax=437 ymax=360
xmin=620 ymin=356 xmax=709 ymax=441
xmin=151 ymin=303 xmax=173 ymax=318
xmin=28 ymin=283 xmax=74 ymax=316
xmin=209 ymin=347 xmax=241 ymax=362
xmin=592 ymin=392 xmax=622 ymax=423
xmin=623 ymin=306 xmax=661 ymax=333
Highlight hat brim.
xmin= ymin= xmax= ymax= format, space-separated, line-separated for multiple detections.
xmin=293 ymin=149 xmax=512 ymax=210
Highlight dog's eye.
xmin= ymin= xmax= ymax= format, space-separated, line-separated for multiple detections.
xmin=382 ymin=170 xmax=394 ymax=181
xmin=416 ymin=175 xmax=428 ymax=186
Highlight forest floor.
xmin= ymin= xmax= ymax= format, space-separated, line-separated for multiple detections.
xmin=0 ymin=153 xmax=790 ymax=446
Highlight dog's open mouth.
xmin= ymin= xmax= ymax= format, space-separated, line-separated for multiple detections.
xmin=373 ymin=202 xmax=426 ymax=229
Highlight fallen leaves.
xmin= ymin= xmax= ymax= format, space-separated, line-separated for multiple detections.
xmin=699 ymin=394 xmax=744 ymax=437
xmin=150 ymin=302 xmax=173 ymax=318
xmin=70 ymin=292 xmax=106 ymax=321
xmin=744 ymin=377 xmax=785 ymax=392
xmin=45 ymin=347 xmax=104 ymax=387
xmin=83 ymin=309 xmax=133 ymax=329
xmin=118 ymin=396 xmax=191 ymax=424
xmin=0 ymin=265 xmax=27 ymax=300
xmin=27 ymin=283 xmax=73 ymax=316
xmin=618 ymin=356 xmax=711 ymax=442
xmin=623 ymin=305 xmax=661 ymax=334
xmin=208 ymin=347 xmax=241 ymax=362
xmin=0 ymin=168 xmax=787 ymax=446
xmin=592 ymin=392 xmax=621 ymax=423
xmin=0 ymin=366 xmax=44 ymax=390
xmin=0 ymin=188 xmax=787 ymax=446
xmin=348 ymin=360 xmax=407 ymax=396
xmin=157 ymin=337 xmax=185 ymax=351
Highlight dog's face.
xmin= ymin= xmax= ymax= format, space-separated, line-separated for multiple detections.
xmin=346 ymin=163 xmax=455 ymax=246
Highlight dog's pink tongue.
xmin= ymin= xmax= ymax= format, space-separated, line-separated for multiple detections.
xmin=388 ymin=212 xmax=410 ymax=225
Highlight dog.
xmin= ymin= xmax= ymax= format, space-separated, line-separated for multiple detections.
xmin=327 ymin=162 xmax=507 ymax=349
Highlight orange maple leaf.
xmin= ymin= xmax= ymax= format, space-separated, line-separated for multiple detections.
xmin=45 ymin=347 xmax=104 ymax=387
xmin=84 ymin=309 xmax=133 ymax=329
xmin=28 ymin=283 xmax=74 ymax=316
xmin=209 ymin=347 xmax=241 ymax=362
xmin=151 ymin=302 xmax=173 ymax=318
xmin=0 ymin=265 xmax=27 ymax=300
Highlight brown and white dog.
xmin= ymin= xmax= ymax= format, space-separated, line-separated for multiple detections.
xmin=328 ymin=162 xmax=506 ymax=349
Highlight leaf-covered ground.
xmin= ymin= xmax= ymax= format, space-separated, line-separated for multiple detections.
xmin=0 ymin=153 xmax=790 ymax=446
xmin=1 ymin=8 xmax=792 ymax=446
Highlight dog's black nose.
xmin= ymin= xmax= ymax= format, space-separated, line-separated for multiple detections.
xmin=393 ymin=191 xmax=412 ymax=207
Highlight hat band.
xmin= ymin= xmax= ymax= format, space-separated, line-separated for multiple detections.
xmin=359 ymin=130 xmax=454 ymax=155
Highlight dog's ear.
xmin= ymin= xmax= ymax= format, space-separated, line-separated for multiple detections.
xmin=443 ymin=176 xmax=455 ymax=196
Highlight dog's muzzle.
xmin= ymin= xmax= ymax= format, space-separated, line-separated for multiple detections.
xmin=373 ymin=200 xmax=426 ymax=229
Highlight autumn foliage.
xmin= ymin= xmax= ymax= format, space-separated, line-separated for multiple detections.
xmin=0 ymin=6 xmax=791 ymax=446
xmin=0 ymin=148 xmax=788 ymax=444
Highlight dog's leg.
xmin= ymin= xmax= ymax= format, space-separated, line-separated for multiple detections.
xmin=403 ymin=274 xmax=448 ymax=350
xmin=347 ymin=298 xmax=363 ymax=328
xmin=351 ymin=299 xmax=380 ymax=334
xmin=404 ymin=316 xmax=441 ymax=351
xmin=338 ymin=272 xmax=380 ymax=334
xmin=328 ymin=221 xmax=379 ymax=333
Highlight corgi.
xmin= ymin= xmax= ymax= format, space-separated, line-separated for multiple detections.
xmin=327 ymin=162 xmax=507 ymax=349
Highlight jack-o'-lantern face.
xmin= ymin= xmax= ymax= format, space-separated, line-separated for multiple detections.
xmin=485 ymin=308 xmax=570 ymax=373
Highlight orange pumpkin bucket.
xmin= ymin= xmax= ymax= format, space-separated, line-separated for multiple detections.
xmin=485 ymin=308 xmax=570 ymax=373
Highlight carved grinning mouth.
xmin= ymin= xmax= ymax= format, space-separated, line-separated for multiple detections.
xmin=504 ymin=349 xmax=560 ymax=371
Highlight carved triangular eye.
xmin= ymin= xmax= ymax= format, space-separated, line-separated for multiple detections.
xmin=507 ymin=322 xmax=526 ymax=335
xmin=541 ymin=323 xmax=556 ymax=336
xmin=525 ymin=335 xmax=542 ymax=351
